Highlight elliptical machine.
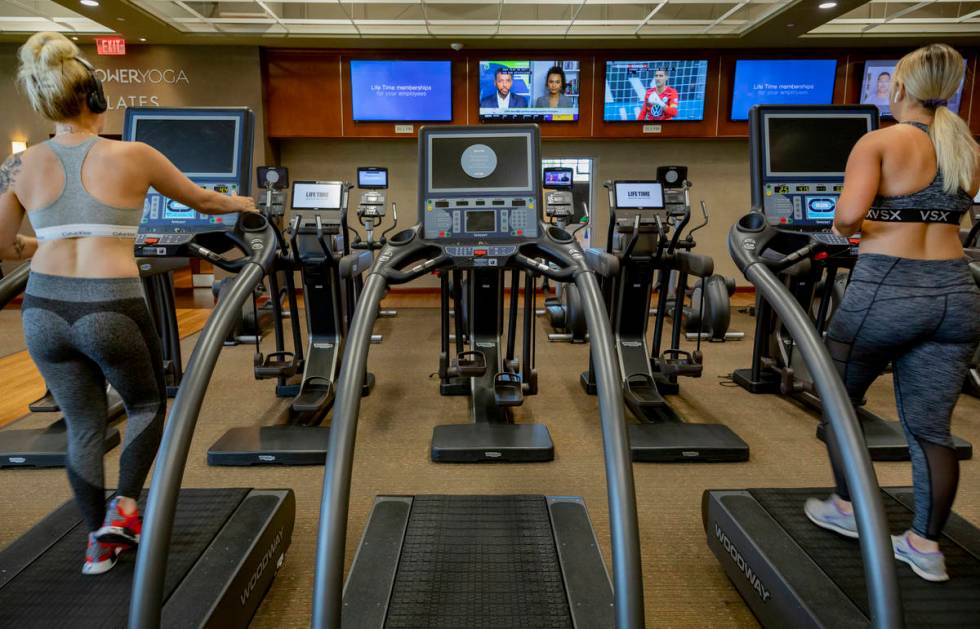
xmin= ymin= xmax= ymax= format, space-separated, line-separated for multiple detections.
xmin=581 ymin=174 xmax=748 ymax=462
xmin=541 ymin=167 xmax=589 ymax=342
xmin=350 ymin=166 xmax=399 ymax=325
xmin=207 ymin=179 xmax=374 ymax=465
xmin=654 ymin=166 xmax=742 ymax=343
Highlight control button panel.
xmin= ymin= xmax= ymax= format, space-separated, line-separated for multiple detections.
xmin=763 ymin=181 xmax=842 ymax=226
xmin=444 ymin=245 xmax=518 ymax=266
xmin=423 ymin=196 xmax=538 ymax=240
xmin=134 ymin=233 xmax=194 ymax=256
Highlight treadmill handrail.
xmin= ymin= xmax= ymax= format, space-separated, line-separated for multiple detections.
xmin=0 ymin=261 xmax=29 ymax=309
xmin=729 ymin=217 xmax=903 ymax=629
xmin=312 ymin=231 xmax=645 ymax=628
xmin=129 ymin=217 xmax=278 ymax=629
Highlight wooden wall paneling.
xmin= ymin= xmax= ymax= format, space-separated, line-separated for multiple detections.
xmin=266 ymin=51 xmax=342 ymax=137
xmin=592 ymin=54 xmax=720 ymax=139
xmin=340 ymin=52 xmax=469 ymax=138
xmin=467 ymin=57 xmax=596 ymax=139
xmin=716 ymin=52 xmax=847 ymax=137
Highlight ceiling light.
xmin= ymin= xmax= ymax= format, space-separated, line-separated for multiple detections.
xmin=139 ymin=37 xmax=147 ymax=41
xmin=80 ymin=0 xmax=99 ymax=6
xmin=11 ymin=141 xmax=27 ymax=155
xmin=818 ymin=1 xmax=837 ymax=8
xmin=71 ymin=36 xmax=79 ymax=40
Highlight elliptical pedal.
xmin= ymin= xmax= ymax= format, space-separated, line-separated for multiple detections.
xmin=493 ymin=372 xmax=524 ymax=407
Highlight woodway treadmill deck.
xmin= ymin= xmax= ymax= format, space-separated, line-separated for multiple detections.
xmin=341 ymin=494 xmax=614 ymax=629
xmin=703 ymin=487 xmax=980 ymax=628
xmin=0 ymin=488 xmax=295 ymax=628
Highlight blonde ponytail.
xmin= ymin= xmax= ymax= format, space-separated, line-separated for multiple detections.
xmin=893 ymin=43 xmax=979 ymax=194
xmin=17 ymin=31 xmax=90 ymax=122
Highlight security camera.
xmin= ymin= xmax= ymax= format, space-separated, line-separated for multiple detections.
xmin=450 ymin=42 xmax=464 ymax=51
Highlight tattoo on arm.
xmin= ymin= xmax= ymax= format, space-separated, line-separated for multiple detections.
xmin=0 ymin=154 xmax=23 ymax=195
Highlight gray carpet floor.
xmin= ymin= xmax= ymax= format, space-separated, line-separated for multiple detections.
xmin=0 ymin=307 xmax=978 ymax=628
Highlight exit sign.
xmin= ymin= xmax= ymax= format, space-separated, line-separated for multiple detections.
xmin=95 ymin=37 xmax=126 ymax=56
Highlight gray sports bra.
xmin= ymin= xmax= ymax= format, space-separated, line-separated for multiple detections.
xmin=865 ymin=121 xmax=973 ymax=225
xmin=27 ymin=138 xmax=142 ymax=241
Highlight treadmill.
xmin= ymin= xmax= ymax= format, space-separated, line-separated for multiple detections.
xmin=309 ymin=125 xmax=645 ymax=628
xmin=1 ymin=204 xmax=294 ymax=628
xmin=704 ymin=106 xmax=980 ymax=628
xmin=731 ymin=104 xmax=971 ymax=461
xmin=582 ymin=177 xmax=748 ymax=462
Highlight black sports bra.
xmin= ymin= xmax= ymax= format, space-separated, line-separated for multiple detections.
xmin=865 ymin=122 xmax=973 ymax=225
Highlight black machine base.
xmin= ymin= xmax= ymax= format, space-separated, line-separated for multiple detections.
xmin=208 ymin=425 xmax=330 ymax=466
xmin=731 ymin=367 xmax=782 ymax=394
xmin=0 ymin=425 xmax=121 ymax=468
xmin=439 ymin=376 xmax=471 ymax=397
xmin=703 ymin=486 xmax=980 ymax=628
xmin=630 ymin=423 xmax=749 ymax=463
xmin=343 ymin=495 xmax=613 ymax=629
xmin=580 ymin=371 xmax=597 ymax=395
xmin=430 ymin=423 xmax=554 ymax=463
xmin=816 ymin=411 xmax=972 ymax=461
xmin=0 ymin=488 xmax=295 ymax=628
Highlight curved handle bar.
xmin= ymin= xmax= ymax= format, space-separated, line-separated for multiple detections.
xmin=383 ymin=253 xmax=452 ymax=284
xmin=571 ymin=201 xmax=590 ymax=237
xmin=621 ymin=214 xmax=642 ymax=261
xmin=766 ymin=242 xmax=821 ymax=273
xmin=514 ymin=253 xmax=576 ymax=281
xmin=315 ymin=215 xmax=332 ymax=260
xmin=380 ymin=202 xmax=399 ymax=245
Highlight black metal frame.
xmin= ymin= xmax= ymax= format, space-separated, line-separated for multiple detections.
xmin=723 ymin=213 xmax=902 ymax=628
xmin=311 ymin=124 xmax=644 ymax=628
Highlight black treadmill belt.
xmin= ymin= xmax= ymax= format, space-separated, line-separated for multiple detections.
xmin=0 ymin=488 xmax=248 ymax=628
xmin=751 ymin=488 xmax=980 ymax=627
xmin=386 ymin=495 xmax=573 ymax=629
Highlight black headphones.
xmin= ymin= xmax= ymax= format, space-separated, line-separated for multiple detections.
xmin=73 ymin=56 xmax=108 ymax=114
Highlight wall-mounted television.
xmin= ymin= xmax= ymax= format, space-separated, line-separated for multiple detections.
xmin=860 ymin=59 xmax=967 ymax=118
xmin=349 ymin=60 xmax=453 ymax=122
xmin=730 ymin=59 xmax=837 ymax=121
xmin=603 ymin=60 xmax=709 ymax=122
xmin=478 ymin=60 xmax=580 ymax=122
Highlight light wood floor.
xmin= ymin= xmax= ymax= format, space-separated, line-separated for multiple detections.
xmin=0 ymin=308 xmax=211 ymax=429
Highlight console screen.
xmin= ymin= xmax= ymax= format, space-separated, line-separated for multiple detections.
xmin=766 ymin=115 xmax=871 ymax=176
xmin=357 ymin=167 xmax=388 ymax=189
xmin=615 ymin=181 xmax=665 ymax=209
xmin=429 ymin=134 xmax=532 ymax=193
xmin=134 ymin=117 xmax=239 ymax=177
xmin=291 ymin=181 xmax=343 ymax=210
xmin=465 ymin=210 xmax=496 ymax=232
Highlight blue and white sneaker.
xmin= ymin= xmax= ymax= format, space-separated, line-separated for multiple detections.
xmin=892 ymin=530 xmax=949 ymax=582
xmin=804 ymin=494 xmax=858 ymax=539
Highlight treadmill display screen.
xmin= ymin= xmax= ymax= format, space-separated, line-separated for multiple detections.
xmin=465 ymin=210 xmax=496 ymax=233
xmin=615 ymin=181 xmax=665 ymax=209
xmin=765 ymin=115 xmax=871 ymax=177
xmin=428 ymin=133 xmax=533 ymax=193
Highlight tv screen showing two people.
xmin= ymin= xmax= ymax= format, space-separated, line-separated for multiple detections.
xmin=479 ymin=60 xmax=580 ymax=121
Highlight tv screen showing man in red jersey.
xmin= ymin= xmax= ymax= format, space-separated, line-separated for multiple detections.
xmin=637 ymin=68 xmax=678 ymax=121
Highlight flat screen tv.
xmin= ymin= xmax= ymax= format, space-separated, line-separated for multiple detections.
xmin=860 ymin=59 xmax=967 ymax=118
xmin=349 ymin=60 xmax=453 ymax=122
xmin=603 ymin=60 xmax=709 ymax=121
xmin=478 ymin=60 xmax=580 ymax=122
xmin=730 ymin=59 xmax=838 ymax=121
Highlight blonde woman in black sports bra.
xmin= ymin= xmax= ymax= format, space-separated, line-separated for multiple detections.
xmin=0 ymin=32 xmax=255 ymax=575
xmin=804 ymin=44 xmax=980 ymax=582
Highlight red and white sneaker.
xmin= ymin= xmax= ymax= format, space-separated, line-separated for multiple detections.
xmin=95 ymin=496 xmax=142 ymax=547
xmin=83 ymin=533 xmax=120 ymax=575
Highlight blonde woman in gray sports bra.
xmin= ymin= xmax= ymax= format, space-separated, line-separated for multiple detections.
xmin=0 ymin=31 xmax=255 ymax=576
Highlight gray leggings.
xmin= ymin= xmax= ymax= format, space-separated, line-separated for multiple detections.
xmin=823 ymin=254 xmax=980 ymax=541
xmin=22 ymin=272 xmax=165 ymax=532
